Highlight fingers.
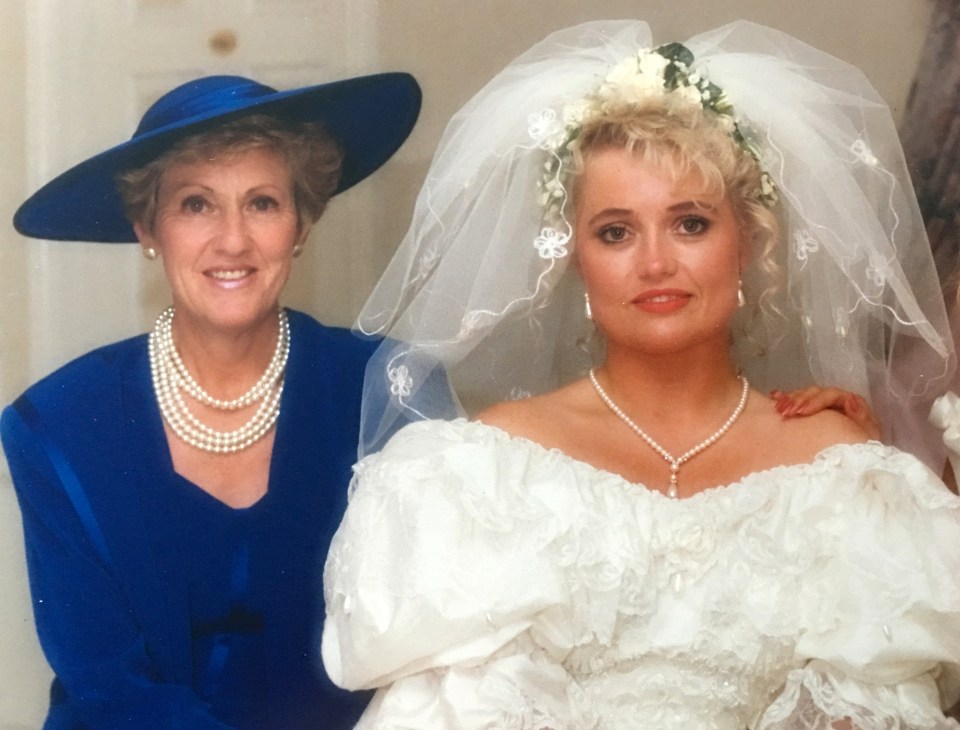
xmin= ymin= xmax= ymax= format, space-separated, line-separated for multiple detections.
xmin=770 ymin=386 xmax=848 ymax=417
xmin=770 ymin=387 xmax=881 ymax=440
xmin=841 ymin=393 xmax=882 ymax=440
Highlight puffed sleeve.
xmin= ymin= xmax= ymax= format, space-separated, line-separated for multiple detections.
xmin=321 ymin=420 xmax=596 ymax=728
xmin=755 ymin=445 xmax=960 ymax=729
xmin=930 ymin=391 xmax=960 ymax=485
xmin=1 ymin=403 xmax=233 ymax=730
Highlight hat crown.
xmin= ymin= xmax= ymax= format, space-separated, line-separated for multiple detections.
xmin=134 ymin=75 xmax=279 ymax=138
xmin=15 ymin=71 xmax=421 ymax=242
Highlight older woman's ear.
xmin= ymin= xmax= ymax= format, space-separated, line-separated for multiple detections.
xmin=133 ymin=222 xmax=159 ymax=260
xmin=292 ymin=227 xmax=310 ymax=258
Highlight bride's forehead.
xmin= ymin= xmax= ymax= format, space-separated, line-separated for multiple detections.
xmin=577 ymin=149 xmax=722 ymax=203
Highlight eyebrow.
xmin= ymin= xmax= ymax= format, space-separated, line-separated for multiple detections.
xmin=161 ymin=181 xmax=214 ymax=195
xmin=161 ymin=181 xmax=286 ymax=196
xmin=586 ymin=200 xmax=718 ymax=226
xmin=668 ymin=200 xmax=718 ymax=213
xmin=586 ymin=207 xmax=632 ymax=225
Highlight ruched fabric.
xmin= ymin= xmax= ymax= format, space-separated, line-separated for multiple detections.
xmin=324 ymin=419 xmax=960 ymax=729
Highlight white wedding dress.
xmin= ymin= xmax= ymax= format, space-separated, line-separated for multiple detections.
xmin=322 ymin=419 xmax=960 ymax=729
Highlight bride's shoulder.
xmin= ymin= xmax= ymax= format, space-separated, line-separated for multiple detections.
xmin=746 ymin=390 xmax=870 ymax=463
xmin=475 ymin=378 xmax=594 ymax=443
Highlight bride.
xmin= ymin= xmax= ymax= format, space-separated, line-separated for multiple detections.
xmin=322 ymin=21 xmax=960 ymax=728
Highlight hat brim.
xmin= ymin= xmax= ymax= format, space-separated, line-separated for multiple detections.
xmin=14 ymin=72 xmax=421 ymax=243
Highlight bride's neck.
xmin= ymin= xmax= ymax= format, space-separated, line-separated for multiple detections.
xmin=599 ymin=347 xmax=741 ymax=416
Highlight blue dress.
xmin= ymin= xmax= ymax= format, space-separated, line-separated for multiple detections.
xmin=1 ymin=310 xmax=373 ymax=729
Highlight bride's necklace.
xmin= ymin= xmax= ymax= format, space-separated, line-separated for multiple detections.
xmin=588 ymin=368 xmax=750 ymax=498
xmin=148 ymin=306 xmax=290 ymax=454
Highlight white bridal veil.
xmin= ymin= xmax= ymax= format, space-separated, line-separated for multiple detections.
xmin=356 ymin=20 xmax=954 ymax=469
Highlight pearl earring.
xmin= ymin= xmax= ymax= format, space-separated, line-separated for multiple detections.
xmin=142 ymin=247 xmax=158 ymax=261
xmin=737 ymin=279 xmax=745 ymax=308
xmin=292 ymin=243 xmax=305 ymax=258
xmin=584 ymin=291 xmax=593 ymax=320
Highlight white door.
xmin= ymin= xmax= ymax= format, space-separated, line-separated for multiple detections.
xmin=24 ymin=0 xmax=381 ymax=378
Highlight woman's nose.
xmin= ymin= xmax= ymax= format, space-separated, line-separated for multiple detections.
xmin=635 ymin=234 xmax=677 ymax=278
xmin=214 ymin=207 xmax=250 ymax=253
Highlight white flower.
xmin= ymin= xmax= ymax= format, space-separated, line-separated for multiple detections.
xmin=601 ymin=51 xmax=667 ymax=104
xmin=617 ymin=74 xmax=665 ymax=103
xmin=542 ymin=176 xmax=565 ymax=199
xmin=603 ymin=55 xmax=642 ymax=87
xmin=758 ymin=173 xmax=779 ymax=205
xmin=536 ymin=43 xmax=778 ymax=235
xmin=562 ymin=99 xmax=591 ymax=127
xmin=533 ymin=227 xmax=570 ymax=259
xmin=635 ymin=49 xmax=670 ymax=78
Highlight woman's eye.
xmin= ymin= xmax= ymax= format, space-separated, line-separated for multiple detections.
xmin=181 ymin=195 xmax=207 ymax=213
xmin=599 ymin=224 xmax=629 ymax=243
xmin=678 ymin=216 xmax=709 ymax=235
xmin=251 ymin=195 xmax=279 ymax=212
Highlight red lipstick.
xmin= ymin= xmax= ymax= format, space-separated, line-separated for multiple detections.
xmin=631 ymin=289 xmax=691 ymax=314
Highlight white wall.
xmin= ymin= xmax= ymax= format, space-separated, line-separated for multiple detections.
xmin=0 ymin=1 xmax=935 ymax=726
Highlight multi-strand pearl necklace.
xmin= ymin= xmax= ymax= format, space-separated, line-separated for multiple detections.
xmin=588 ymin=368 xmax=750 ymax=498
xmin=149 ymin=306 xmax=290 ymax=454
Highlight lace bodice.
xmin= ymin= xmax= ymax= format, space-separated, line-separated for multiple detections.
xmin=323 ymin=419 xmax=960 ymax=729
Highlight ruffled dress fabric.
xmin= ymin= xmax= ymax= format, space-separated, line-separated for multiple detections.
xmin=931 ymin=392 xmax=960 ymax=485
xmin=323 ymin=419 xmax=960 ymax=729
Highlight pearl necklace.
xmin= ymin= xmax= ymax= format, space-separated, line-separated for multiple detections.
xmin=588 ymin=368 xmax=749 ymax=498
xmin=148 ymin=307 xmax=290 ymax=454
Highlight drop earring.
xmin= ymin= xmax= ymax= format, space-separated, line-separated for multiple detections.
xmin=584 ymin=291 xmax=593 ymax=320
xmin=142 ymin=247 xmax=158 ymax=261
xmin=737 ymin=279 xmax=745 ymax=308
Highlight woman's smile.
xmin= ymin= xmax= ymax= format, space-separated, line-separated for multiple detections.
xmin=135 ymin=146 xmax=301 ymax=335
xmin=206 ymin=267 xmax=257 ymax=287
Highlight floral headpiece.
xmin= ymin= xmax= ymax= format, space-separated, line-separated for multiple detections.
xmin=530 ymin=42 xmax=779 ymax=240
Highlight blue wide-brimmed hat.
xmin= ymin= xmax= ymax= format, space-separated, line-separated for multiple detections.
xmin=14 ymin=72 xmax=422 ymax=243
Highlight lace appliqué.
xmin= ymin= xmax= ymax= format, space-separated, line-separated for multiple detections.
xmin=850 ymin=138 xmax=879 ymax=166
xmin=794 ymin=229 xmax=819 ymax=265
xmin=534 ymin=227 xmax=570 ymax=259
xmin=833 ymin=306 xmax=850 ymax=339
xmin=528 ymin=108 xmax=564 ymax=148
xmin=387 ymin=364 xmax=412 ymax=398
xmin=866 ymin=256 xmax=889 ymax=288
xmin=753 ymin=664 xmax=959 ymax=729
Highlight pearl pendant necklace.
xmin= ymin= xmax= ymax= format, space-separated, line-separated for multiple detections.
xmin=149 ymin=307 xmax=290 ymax=454
xmin=588 ymin=368 xmax=749 ymax=498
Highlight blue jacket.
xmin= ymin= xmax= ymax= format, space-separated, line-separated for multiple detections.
xmin=1 ymin=310 xmax=373 ymax=729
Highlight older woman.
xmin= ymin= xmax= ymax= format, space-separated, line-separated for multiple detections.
xmin=321 ymin=22 xmax=960 ymax=728
xmin=2 ymin=73 xmax=419 ymax=729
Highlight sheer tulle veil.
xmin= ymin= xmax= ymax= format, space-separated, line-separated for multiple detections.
xmin=354 ymin=20 xmax=954 ymax=470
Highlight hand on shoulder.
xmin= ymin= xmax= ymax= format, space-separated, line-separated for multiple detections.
xmin=770 ymin=386 xmax=881 ymax=441
xmin=759 ymin=390 xmax=870 ymax=465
